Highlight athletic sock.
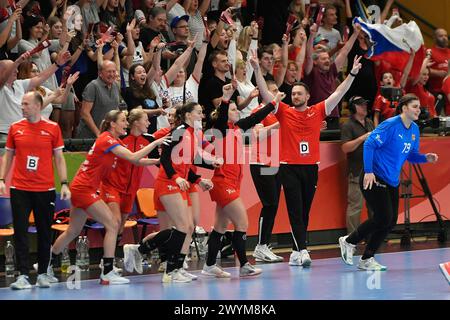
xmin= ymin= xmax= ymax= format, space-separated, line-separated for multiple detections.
xmin=206 ymin=229 xmax=223 ymax=267
xmin=138 ymin=228 xmax=173 ymax=255
xmin=232 ymin=231 xmax=248 ymax=267
xmin=103 ymin=257 xmax=114 ymax=274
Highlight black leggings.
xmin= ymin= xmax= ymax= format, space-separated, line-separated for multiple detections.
xmin=279 ymin=164 xmax=318 ymax=251
xmin=347 ymin=176 xmax=399 ymax=259
xmin=10 ymin=189 xmax=55 ymax=275
xmin=250 ymin=165 xmax=281 ymax=245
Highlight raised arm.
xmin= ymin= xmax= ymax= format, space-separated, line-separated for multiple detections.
xmin=400 ymin=49 xmax=415 ymax=88
xmin=0 ymin=7 xmax=21 ymax=49
xmin=199 ymin=0 xmax=211 ymax=17
xmin=163 ymin=40 xmax=195 ymax=85
xmin=379 ymin=0 xmax=395 ymax=24
xmin=112 ymin=136 xmax=168 ymax=165
xmin=304 ymin=23 xmax=318 ymax=76
xmin=275 ymin=34 xmax=289 ymax=87
xmin=295 ymin=33 xmax=307 ymax=81
xmin=324 ymin=55 xmax=362 ymax=115
xmin=335 ymin=23 xmax=361 ymax=71
xmin=192 ymin=37 xmax=208 ymax=81
xmin=28 ymin=51 xmax=71 ymax=90
xmin=249 ymin=49 xmax=274 ymax=104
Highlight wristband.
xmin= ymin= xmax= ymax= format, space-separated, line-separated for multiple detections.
xmin=60 ymin=180 xmax=68 ymax=186
xmin=0 ymin=178 xmax=5 ymax=182
xmin=349 ymin=72 xmax=357 ymax=77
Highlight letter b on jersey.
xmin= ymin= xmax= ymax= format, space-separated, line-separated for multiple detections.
xmin=26 ymin=156 xmax=39 ymax=171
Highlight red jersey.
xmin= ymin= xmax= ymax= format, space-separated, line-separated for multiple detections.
xmin=250 ymin=104 xmax=279 ymax=166
xmin=429 ymin=46 xmax=450 ymax=93
xmin=213 ymin=122 xmax=245 ymax=182
xmin=71 ymin=132 xmax=122 ymax=189
xmin=405 ymin=82 xmax=437 ymax=117
xmin=274 ymin=101 xmax=326 ymax=165
xmin=442 ymin=76 xmax=450 ymax=115
xmin=157 ymin=124 xmax=199 ymax=182
xmin=5 ymin=118 xmax=64 ymax=192
xmin=373 ymin=94 xmax=397 ymax=121
xmin=102 ymin=133 xmax=155 ymax=195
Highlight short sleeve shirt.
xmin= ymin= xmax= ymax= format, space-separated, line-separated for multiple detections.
xmin=274 ymin=101 xmax=327 ymax=164
xmin=6 ymin=118 xmax=64 ymax=191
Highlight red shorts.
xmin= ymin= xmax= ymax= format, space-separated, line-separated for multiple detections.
xmin=100 ymin=185 xmax=135 ymax=214
xmin=154 ymin=179 xmax=191 ymax=211
xmin=70 ymin=185 xmax=102 ymax=210
xmin=209 ymin=178 xmax=240 ymax=208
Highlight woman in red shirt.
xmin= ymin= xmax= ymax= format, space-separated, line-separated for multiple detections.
xmin=201 ymin=84 xmax=284 ymax=279
xmin=124 ymin=102 xmax=215 ymax=283
xmin=99 ymin=109 xmax=167 ymax=262
xmin=50 ymin=110 xmax=167 ymax=285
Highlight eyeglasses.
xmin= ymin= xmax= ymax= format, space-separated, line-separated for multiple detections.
xmin=31 ymin=69 xmax=39 ymax=72
xmin=175 ymin=25 xmax=189 ymax=29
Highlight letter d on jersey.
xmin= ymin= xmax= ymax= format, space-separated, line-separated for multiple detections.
xmin=300 ymin=142 xmax=309 ymax=155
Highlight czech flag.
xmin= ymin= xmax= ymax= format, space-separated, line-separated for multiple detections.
xmin=354 ymin=17 xmax=426 ymax=80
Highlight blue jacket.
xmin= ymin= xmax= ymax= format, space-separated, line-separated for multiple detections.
xmin=363 ymin=116 xmax=427 ymax=187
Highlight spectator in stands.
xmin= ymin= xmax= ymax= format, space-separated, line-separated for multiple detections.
xmin=405 ymin=50 xmax=438 ymax=119
xmin=100 ymin=0 xmax=131 ymax=29
xmin=163 ymin=32 xmax=208 ymax=110
xmin=429 ymin=28 xmax=450 ymax=115
xmin=318 ymin=4 xmax=343 ymax=57
xmin=121 ymin=19 xmax=152 ymax=87
xmin=304 ymin=22 xmax=360 ymax=129
xmin=235 ymin=59 xmax=259 ymax=118
xmin=183 ymin=0 xmax=212 ymax=50
xmin=165 ymin=15 xmax=196 ymax=73
xmin=373 ymin=50 xmax=415 ymax=127
xmin=77 ymin=60 xmax=121 ymax=138
xmin=341 ymin=96 xmax=374 ymax=233
xmin=200 ymin=49 xmax=237 ymax=128
xmin=250 ymin=46 xmax=274 ymax=84
xmin=0 ymin=5 xmax=22 ymax=60
xmin=17 ymin=61 xmax=78 ymax=120
xmin=140 ymin=6 xmax=169 ymax=52
xmin=0 ymin=51 xmax=71 ymax=148
xmin=237 ymin=21 xmax=259 ymax=61
xmin=134 ymin=0 xmax=156 ymax=26
xmin=75 ymin=0 xmax=102 ymax=34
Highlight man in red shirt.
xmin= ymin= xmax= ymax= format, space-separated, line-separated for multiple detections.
xmin=429 ymin=28 xmax=450 ymax=115
xmin=253 ymin=51 xmax=363 ymax=266
xmin=0 ymin=91 xmax=70 ymax=290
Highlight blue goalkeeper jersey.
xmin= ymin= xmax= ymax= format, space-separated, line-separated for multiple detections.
xmin=363 ymin=115 xmax=427 ymax=187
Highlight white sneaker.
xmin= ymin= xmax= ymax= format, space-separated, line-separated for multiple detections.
xmin=10 ymin=275 xmax=32 ymax=290
xmin=239 ymin=262 xmax=262 ymax=277
xmin=99 ymin=259 xmax=123 ymax=275
xmin=253 ymin=244 xmax=283 ymax=263
xmin=178 ymin=268 xmax=198 ymax=280
xmin=357 ymin=257 xmax=387 ymax=271
xmin=162 ymin=269 xmax=192 ymax=283
xmin=183 ymin=258 xmax=189 ymax=270
xmin=158 ymin=261 xmax=167 ymax=273
xmin=339 ymin=236 xmax=356 ymax=266
xmin=100 ymin=270 xmax=130 ymax=285
xmin=36 ymin=274 xmax=52 ymax=288
xmin=439 ymin=262 xmax=450 ymax=285
xmin=201 ymin=264 xmax=231 ymax=278
xmin=289 ymin=250 xmax=311 ymax=267
xmin=33 ymin=263 xmax=59 ymax=283
xmin=123 ymin=244 xmax=143 ymax=274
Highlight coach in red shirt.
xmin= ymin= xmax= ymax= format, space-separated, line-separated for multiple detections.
xmin=253 ymin=52 xmax=363 ymax=267
xmin=0 ymin=91 xmax=70 ymax=290
xmin=429 ymin=28 xmax=450 ymax=114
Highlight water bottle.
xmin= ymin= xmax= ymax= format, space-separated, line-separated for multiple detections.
xmin=82 ymin=236 xmax=90 ymax=271
xmin=5 ymin=241 xmax=15 ymax=278
xmin=61 ymin=246 xmax=70 ymax=274
xmin=75 ymin=236 xmax=83 ymax=269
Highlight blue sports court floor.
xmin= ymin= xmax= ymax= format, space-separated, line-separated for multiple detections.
xmin=0 ymin=247 xmax=449 ymax=300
